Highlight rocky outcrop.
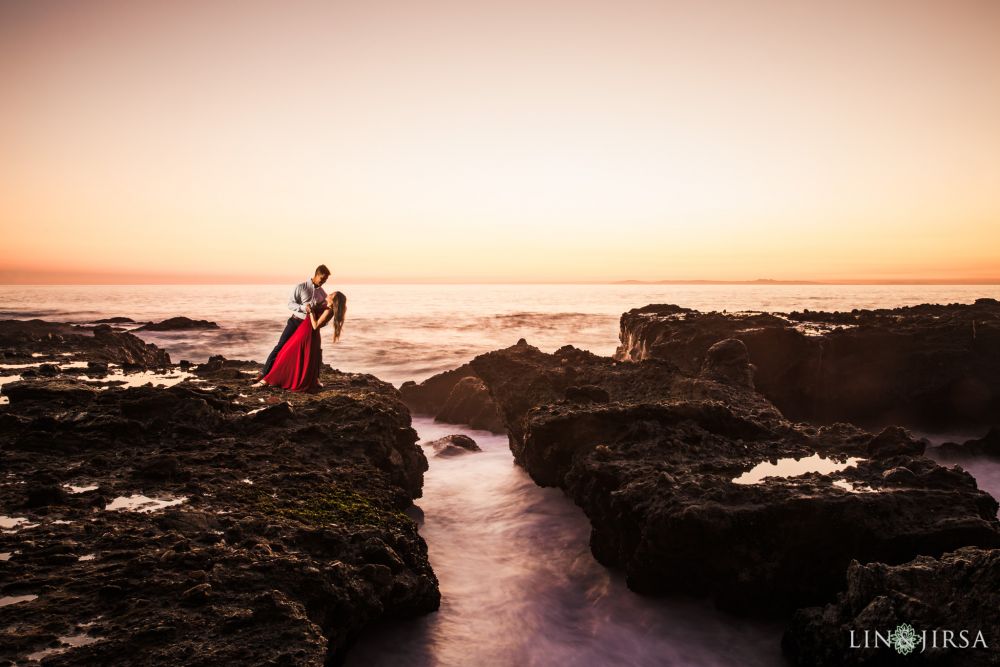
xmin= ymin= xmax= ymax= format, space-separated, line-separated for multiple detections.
xmin=699 ymin=338 xmax=755 ymax=389
xmin=399 ymin=364 xmax=476 ymax=414
xmin=191 ymin=355 xmax=262 ymax=382
xmin=934 ymin=427 xmax=1000 ymax=460
xmin=0 ymin=319 xmax=170 ymax=367
xmin=93 ymin=317 xmax=135 ymax=324
xmin=614 ymin=299 xmax=1000 ymax=430
xmin=426 ymin=434 xmax=482 ymax=457
xmin=783 ymin=547 xmax=1000 ymax=665
xmin=400 ymin=364 xmax=504 ymax=433
xmin=434 ymin=377 xmax=504 ymax=432
xmin=469 ymin=340 xmax=1000 ymax=613
xmin=135 ymin=317 xmax=220 ymax=332
xmin=0 ymin=325 xmax=439 ymax=665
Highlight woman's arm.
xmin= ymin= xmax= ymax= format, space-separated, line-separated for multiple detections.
xmin=308 ymin=305 xmax=320 ymax=330
xmin=313 ymin=306 xmax=334 ymax=330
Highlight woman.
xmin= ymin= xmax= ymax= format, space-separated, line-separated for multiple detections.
xmin=259 ymin=291 xmax=346 ymax=392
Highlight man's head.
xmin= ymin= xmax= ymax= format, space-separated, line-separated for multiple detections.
xmin=312 ymin=264 xmax=330 ymax=287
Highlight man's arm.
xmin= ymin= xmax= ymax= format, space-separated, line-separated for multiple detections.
xmin=287 ymin=283 xmax=309 ymax=316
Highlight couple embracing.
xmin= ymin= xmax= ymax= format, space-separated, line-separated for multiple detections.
xmin=253 ymin=264 xmax=347 ymax=392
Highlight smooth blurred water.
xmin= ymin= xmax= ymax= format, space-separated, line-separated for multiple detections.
xmin=1 ymin=283 xmax=996 ymax=386
xmin=346 ymin=419 xmax=786 ymax=667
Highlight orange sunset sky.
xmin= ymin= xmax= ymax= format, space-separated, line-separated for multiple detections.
xmin=1 ymin=0 xmax=999 ymax=284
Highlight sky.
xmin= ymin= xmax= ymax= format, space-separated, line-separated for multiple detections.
xmin=1 ymin=0 xmax=999 ymax=284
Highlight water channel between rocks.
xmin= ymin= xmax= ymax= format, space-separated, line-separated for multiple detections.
xmin=346 ymin=417 xmax=786 ymax=667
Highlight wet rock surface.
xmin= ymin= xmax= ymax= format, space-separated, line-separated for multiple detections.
xmin=400 ymin=363 xmax=504 ymax=433
xmin=783 ymin=547 xmax=1000 ymax=666
xmin=135 ymin=317 xmax=220 ymax=332
xmin=614 ymin=299 xmax=1000 ymax=430
xmin=426 ymin=434 xmax=482 ymax=457
xmin=934 ymin=426 xmax=1000 ymax=460
xmin=434 ymin=376 xmax=504 ymax=433
xmin=0 ymin=323 xmax=439 ymax=665
xmin=0 ymin=319 xmax=170 ymax=368
xmin=399 ymin=364 xmax=477 ymax=415
xmin=469 ymin=340 xmax=1000 ymax=614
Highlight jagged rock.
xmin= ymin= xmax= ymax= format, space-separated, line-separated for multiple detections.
xmin=401 ymin=364 xmax=504 ymax=433
xmin=784 ymin=547 xmax=1000 ymax=666
xmin=25 ymin=484 xmax=68 ymax=507
xmin=867 ymin=426 xmax=926 ymax=459
xmin=0 ymin=319 xmax=169 ymax=367
xmin=426 ymin=434 xmax=482 ymax=457
xmin=0 ymin=339 xmax=439 ymax=665
xmin=564 ymin=385 xmax=611 ymax=404
xmin=881 ymin=466 xmax=919 ymax=486
xmin=191 ymin=355 xmax=260 ymax=381
xmin=131 ymin=455 xmax=190 ymax=482
xmin=87 ymin=361 xmax=109 ymax=374
xmin=435 ymin=377 xmax=504 ymax=432
xmin=3 ymin=378 xmax=99 ymax=404
xmin=469 ymin=341 xmax=1000 ymax=613
xmin=248 ymin=401 xmax=294 ymax=425
xmin=935 ymin=427 xmax=1000 ymax=460
xmin=135 ymin=317 xmax=220 ymax=332
xmin=180 ymin=583 xmax=212 ymax=606
xmin=699 ymin=338 xmax=754 ymax=388
xmin=615 ymin=301 xmax=1000 ymax=430
xmin=399 ymin=364 xmax=477 ymax=414
xmin=93 ymin=317 xmax=135 ymax=324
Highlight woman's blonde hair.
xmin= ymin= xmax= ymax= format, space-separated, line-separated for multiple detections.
xmin=327 ymin=291 xmax=347 ymax=342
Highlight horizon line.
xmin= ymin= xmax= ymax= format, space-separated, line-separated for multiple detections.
xmin=2 ymin=278 xmax=1000 ymax=286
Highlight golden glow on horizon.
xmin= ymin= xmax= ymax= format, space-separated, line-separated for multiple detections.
xmin=1 ymin=0 xmax=999 ymax=283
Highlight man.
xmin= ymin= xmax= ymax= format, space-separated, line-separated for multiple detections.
xmin=254 ymin=265 xmax=330 ymax=382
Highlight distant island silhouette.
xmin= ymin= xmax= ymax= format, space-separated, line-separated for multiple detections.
xmin=613 ymin=278 xmax=1000 ymax=285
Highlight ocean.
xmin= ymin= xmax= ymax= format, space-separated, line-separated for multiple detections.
xmin=3 ymin=283 xmax=998 ymax=666
xmin=2 ymin=283 xmax=997 ymax=386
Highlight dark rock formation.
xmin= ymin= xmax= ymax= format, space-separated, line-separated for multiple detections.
xmin=0 ymin=326 xmax=438 ymax=664
xmin=934 ymin=427 xmax=1000 ymax=460
xmin=400 ymin=364 xmax=504 ymax=433
xmin=135 ymin=317 xmax=220 ymax=332
xmin=435 ymin=376 xmax=504 ymax=432
xmin=564 ymin=384 xmax=611 ymax=404
xmin=699 ymin=338 xmax=755 ymax=389
xmin=93 ymin=317 xmax=135 ymax=324
xmin=192 ymin=355 xmax=261 ymax=381
xmin=784 ymin=547 xmax=1000 ymax=666
xmin=426 ymin=434 xmax=482 ymax=457
xmin=0 ymin=319 xmax=170 ymax=367
xmin=399 ymin=364 xmax=477 ymax=414
xmin=469 ymin=340 xmax=1000 ymax=613
xmin=87 ymin=361 xmax=109 ymax=374
xmin=866 ymin=426 xmax=926 ymax=458
xmin=614 ymin=300 xmax=1000 ymax=430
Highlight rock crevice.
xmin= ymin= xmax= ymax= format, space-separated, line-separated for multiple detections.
xmin=468 ymin=340 xmax=1000 ymax=614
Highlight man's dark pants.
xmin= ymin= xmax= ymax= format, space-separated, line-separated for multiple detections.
xmin=261 ymin=316 xmax=301 ymax=377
